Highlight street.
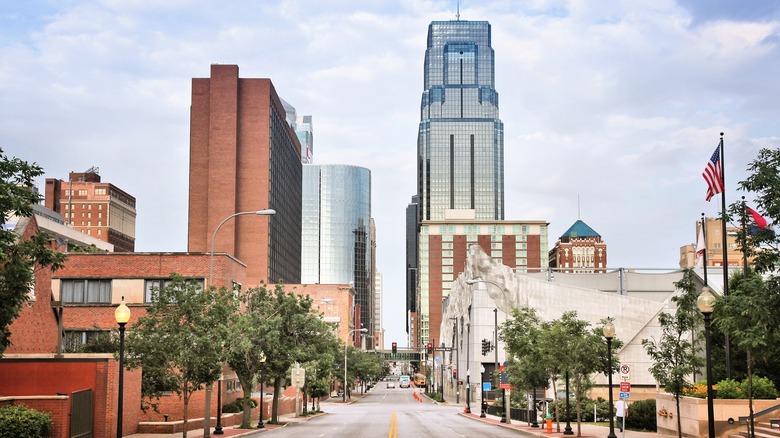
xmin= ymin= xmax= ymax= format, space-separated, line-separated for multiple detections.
xmin=260 ymin=385 xmax=523 ymax=438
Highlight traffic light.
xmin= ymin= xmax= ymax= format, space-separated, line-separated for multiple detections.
xmin=392 ymin=342 xmax=397 ymax=354
xmin=481 ymin=339 xmax=489 ymax=355
xmin=452 ymin=369 xmax=457 ymax=379
xmin=427 ymin=343 xmax=433 ymax=354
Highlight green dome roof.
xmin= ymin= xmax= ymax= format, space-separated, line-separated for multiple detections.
xmin=560 ymin=220 xmax=601 ymax=239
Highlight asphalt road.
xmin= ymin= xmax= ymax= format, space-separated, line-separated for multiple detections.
xmin=261 ymin=385 xmax=524 ymax=438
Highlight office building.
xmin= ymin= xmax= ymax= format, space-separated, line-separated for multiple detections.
xmin=188 ymin=64 xmax=302 ymax=286
xmin=415 ymin=213 xmax=548 ymax=350
xmin=416 ymin=20 xmax=504 ymax=222
xmin=549 ymin=219 xmax=607 ymax=273
xmin=301 ymin=164 xmax=372 ymax=340
xmin=679 ymin=216 xmax=742 ymax=268
xmin=44 ymin=169 xmax=136 ymax=252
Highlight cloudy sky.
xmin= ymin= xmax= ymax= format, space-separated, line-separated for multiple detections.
xmin=3 ymin=0 xmax=779 ymax=348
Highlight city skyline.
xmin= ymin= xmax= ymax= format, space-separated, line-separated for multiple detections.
xmin=3 ymin=1 xmax=779 ymax=349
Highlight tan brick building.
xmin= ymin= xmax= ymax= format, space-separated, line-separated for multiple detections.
xmin=549 ymin=219 xmax=607 ymax=273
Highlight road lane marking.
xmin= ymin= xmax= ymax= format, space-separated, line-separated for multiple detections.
xmin=388 ymin=412 xmax=397 ymax=438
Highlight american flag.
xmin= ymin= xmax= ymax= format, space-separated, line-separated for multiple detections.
xmin=703 ymin=144 xmax=724 ymax=202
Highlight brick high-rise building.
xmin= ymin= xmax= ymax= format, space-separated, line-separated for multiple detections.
xmin=44 ymin=168 xmax=136 ymax=252
xmin=188 ymin=64 xmax=302 ymax=286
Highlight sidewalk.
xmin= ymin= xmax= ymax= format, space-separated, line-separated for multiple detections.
xmin=124 ymin=394 xmax=362 ymax=438
xmin=459 ymin=411 xmax=666 ymax=438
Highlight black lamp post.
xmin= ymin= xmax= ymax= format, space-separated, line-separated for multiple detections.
xmin=213 ymin=371 xmax=224 ymax=434
xmin=258 ymin=352 xmax=267 ymax=428
xmin=697 ymin=287 xmax=717 ymax=438
xmin=564 ymin=371 xmax=573 ymax=435
xmin=480 ymin=365 xmax=486 ymax=418
xmin=603 ymin=319 xmax=617 ymax=438
xmin=115 ymin=297 xmax=131 ymax=438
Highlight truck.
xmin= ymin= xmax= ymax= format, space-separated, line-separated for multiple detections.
xmin=399 ymin=375 xmax=411 ymax=388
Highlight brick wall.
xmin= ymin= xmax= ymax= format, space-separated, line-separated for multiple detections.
xmin=2 ymin=396 xmax=69 ymax=438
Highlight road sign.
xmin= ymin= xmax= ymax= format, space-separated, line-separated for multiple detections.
xmin=620 ymin=382 xmax=631 ymax=392
xmin=619 ymin=392 xmax=630 ymax=399
xmin=620 ymin=365 xmax=630 ymax=375
xmin=483 ymin=382 xmax=492 ymax=391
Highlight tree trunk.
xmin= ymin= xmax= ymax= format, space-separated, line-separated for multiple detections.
xmin=182 ymin=383 xmax=190 ymax=438
xmin=552 ymin=377 xmax=560 ymax=432
xmin=748 ymin=351 xmax=755 ymax=438
xmin=271 ymin=375 xmax=282 ymax=424
xmin=675 ymin=394 xmax=683 ymax=438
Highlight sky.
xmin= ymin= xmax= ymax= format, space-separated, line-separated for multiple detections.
xmin=2 ymin=0 xmax=780 ymax=349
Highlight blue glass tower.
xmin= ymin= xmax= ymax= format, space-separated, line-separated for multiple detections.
xmin=417 ymin=20 xmax=504 ymax=221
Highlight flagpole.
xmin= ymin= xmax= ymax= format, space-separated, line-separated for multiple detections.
xmin=742 ymin=196 xmax=749 ymax=276
xmin=719 ymin=132 xmax=728 ymax=295
xmin=701 ymin=213 xmax=708 ymax=286
xmin=718 ymin=132 xmax=732 ymax=379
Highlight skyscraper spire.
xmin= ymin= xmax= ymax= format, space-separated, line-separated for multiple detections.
xmin=456 ymin=0 xmax=460 ymax=20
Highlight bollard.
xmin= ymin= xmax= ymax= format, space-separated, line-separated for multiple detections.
xmin=163 ymin=414 xmax=168 ymax=422
xmin=546 ymin=413 xmax=552 ymax=433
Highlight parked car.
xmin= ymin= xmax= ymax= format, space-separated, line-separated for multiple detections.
xmin=387 ymin=381 xmax=396 ymax=389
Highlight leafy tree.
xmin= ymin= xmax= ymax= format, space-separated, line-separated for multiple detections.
xmin=124 ymin=276 xmax=236 ymax=438
xmin=0 ymin=149 xmax=66 ymax=356
xmin=255 ymin=284 xmax=339 ymax=424
xmin=642 ymin=269 xmax=703 ymax=438
xmin=714 ymin=269 xmax=777 ymax=438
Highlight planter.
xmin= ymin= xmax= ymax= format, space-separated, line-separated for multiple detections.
xmin=656 ymin=393 xmax=780 ymax=438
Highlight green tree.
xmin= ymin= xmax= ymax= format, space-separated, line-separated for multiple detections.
xmin=715 ymin=270 xmax=776 ymax=438
xmin=0 ymin=149 xmax=66 ymax=356
xmin=124 ymin=276 xmax=236 ymax=438
xmin=642 ymin=269 xmax=703 ymax=438
xmin=256 ymin=285 xmax=339 ymax=424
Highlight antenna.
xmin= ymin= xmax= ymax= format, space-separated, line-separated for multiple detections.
xmin=578 ymin=194 xmax=581 ymax=219
xmin=456 ymin=0 xmax=460 ymax=20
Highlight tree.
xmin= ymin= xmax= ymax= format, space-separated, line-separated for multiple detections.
xmin=714 ymin=270 xmax=776 ymax=438
xmin=0 ymin=149 xmax=66 ymax=357
xmin=254 ymin=284 xmax=339 ymax=424
xmin=124 ymin=276 xmax=236 ymax=438
xmin=642 ymin=269 xmax=703 ymax=438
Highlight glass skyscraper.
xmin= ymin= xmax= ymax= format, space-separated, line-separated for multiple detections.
xmin=302 ymin=164 xmax=372 ymax=334
xmin=417 ymin=20 xmax=504 ymax=222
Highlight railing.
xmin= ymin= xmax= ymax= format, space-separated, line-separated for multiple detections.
xmin=485 ymin=405 xmax=538 ymax=423
xmin=738 ymin=402 xmax=780 ymax=431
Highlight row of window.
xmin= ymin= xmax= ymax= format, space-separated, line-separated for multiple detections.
xmin=60 ymin=278 xmax=204 ymax=304
xmin=65 ymin=203 xmax=104 ymax=210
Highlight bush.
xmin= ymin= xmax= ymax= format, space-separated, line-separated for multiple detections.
xmin=745 ymin=377 xmax=778 ymax=399
xmin=221 ymin=398 xmax=257 ymax=413
xmin=626 ymin=399 xmax=656 ymax=432
xmin=0 ymin=405 xmax=52 ymax=438
xmin=715 ymin=379 xmax=742 ymax=399
xmin=424 ymin=392 xmax=443 ymax=402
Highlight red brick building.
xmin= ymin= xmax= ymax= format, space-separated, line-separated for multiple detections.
xmin=188 ymin=64 xmax=302 ymax=287
xmin=548 ymin=219 xmax=607 ymax=273
xmin=44 ymin=169 xmax=136 ymax=252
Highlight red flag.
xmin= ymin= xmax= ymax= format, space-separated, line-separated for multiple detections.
xmin=703 ymin=144 xmax=724 ymax=202
xmin=747 ymin=206 xmax=768 ymax=229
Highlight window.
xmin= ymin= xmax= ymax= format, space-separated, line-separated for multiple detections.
xmin=63 ymin=330 xmax=112 ymax=353
xmin=78 ymin=189 xmax=87 ymax=196
xmin=95 ymin=188 xmax=107 ymax=195
xmin=61 ymin=279 xmax=111 ymax=303
xmin=145 ymin=279 xmax=172 ymax=302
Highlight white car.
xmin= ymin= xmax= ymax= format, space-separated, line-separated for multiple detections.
xmin=387 ymin=381 xmax=396 ymax=389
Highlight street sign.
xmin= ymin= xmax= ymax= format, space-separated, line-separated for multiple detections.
xmin=620 ymin=364 xmax=630 ymax=375
xmin=620 ymin=382 xmax=631 ymax=392
xmin=483 ymin=382 xmax=492 ymax=391
xmin=619 ymin=392 xmax=630 ymax=399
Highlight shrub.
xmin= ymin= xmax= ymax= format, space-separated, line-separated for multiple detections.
xmin=714 ymin=379 xmax=742 ymax=399
xmin=221 ymin=398 xmax=257 ymax=413
xmin=683 ymin=380 xmax=709 ymax=399
xmin=626 ymin=399 xmax=656 ymax=432
xmin=0 ymin=405 xmax=52 ymax=438
xmin=745 ymin=377 xmax=778 ymax=399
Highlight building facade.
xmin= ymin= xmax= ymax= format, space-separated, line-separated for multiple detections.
xmin=415 ymin=215 xmax=549 ymax=350
xmin=416 ymin=20 xmax=504 ymax=223
xmin=301 ymin=164 xmax=373 ymax=342
xmin=188 ymin=64 xmax=302 ymax=286
xmin=44 ymin=169 xmax=136 ymax=252
xmin=548 ymin=219 xmax=607 ymax=273
xmin=679 ymin=216 xmax=742 ymax=268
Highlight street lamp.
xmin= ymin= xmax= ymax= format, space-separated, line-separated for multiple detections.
xmin=449 ymin=317 xmax=459 ymax=404
xmin=480 ymin=365 xmax=486 ymax=418
xmin=603 ymin=319 xmax=617 ymax=438
xmin=258 ymin=352 xmax=267 ymax=429
xmin=115 ymin=297 xmax=131 ymax=438
xmin=344 ymin=328 xmax=368 ymax=402
xmin=465 ymin=278 xmax=509 ymax=424
xmin=564 ymin=370 xmax=573 ymax=435
xmin=697 ymin=286 xmax=717 ymax=438
xmin=209 ymin=209 xmax=275 ymax=435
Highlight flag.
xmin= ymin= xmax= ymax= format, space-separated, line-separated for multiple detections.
xmin=746 ymin=206 xmax=768 ymax=229
xmin=695 ymin=225 xmax=706 ymax=268
xmin=703 ymin=144 xmax=724 ymax=202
